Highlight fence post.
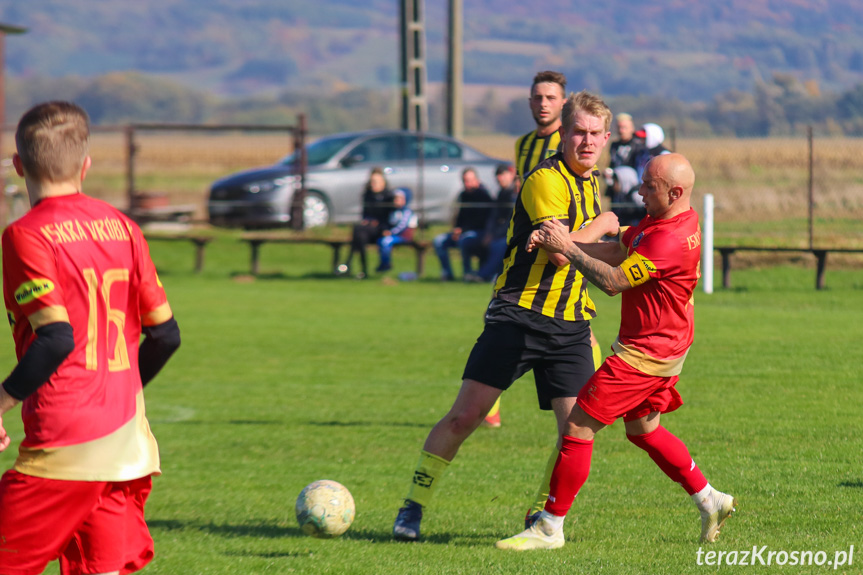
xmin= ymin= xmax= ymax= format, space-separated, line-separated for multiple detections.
xmin=416 ymin=130 xmax=426 ymax=238
xmin=126 ymin=125 xmax=137 ymax=212
xmin=807 ymin=125 xmax=814 ymax=250
xmin=702 ymin=194 xmax=714 ymax=294
xmin=290 ymin=113 xmax=307 ymax=230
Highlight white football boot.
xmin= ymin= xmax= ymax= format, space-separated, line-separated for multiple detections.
xmin=495 ymin=516 xmax=565 ymax=550
xmin=698 ymin=488 xmax=737 ymax=543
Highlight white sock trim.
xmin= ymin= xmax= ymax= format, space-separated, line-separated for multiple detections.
xmin=539 ymin=509 xmax=565 ymax=530
xmin=692 ymin=483 xmax=713 ymax=507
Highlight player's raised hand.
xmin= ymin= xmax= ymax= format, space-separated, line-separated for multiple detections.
xmin=536 ymin=219 xmax=572 ymax=254
xmin=0 ymin=417 xmax=11 ymax=453
xmin=592 ymin=211 xmax=620 ymax=237
xmin=526 ymin=229 xmax=542 ymax=252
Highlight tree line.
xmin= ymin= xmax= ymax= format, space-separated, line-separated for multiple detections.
xmin=7 ymin=71 xmax=863 ymax=138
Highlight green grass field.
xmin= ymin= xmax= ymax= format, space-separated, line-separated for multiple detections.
xmin=1 ymin=236 xmax=861 ymax=574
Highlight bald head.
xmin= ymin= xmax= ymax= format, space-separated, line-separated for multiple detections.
xmin=655 ymin=153 xmax=694 ymax=194
xmin=639 ymin=153 xmax=695 ymax=219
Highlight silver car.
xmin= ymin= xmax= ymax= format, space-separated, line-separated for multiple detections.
xmin=208 ymin=129 xmax=505 ymax=228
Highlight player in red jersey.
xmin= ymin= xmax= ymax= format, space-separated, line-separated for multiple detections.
xmin=497 ymin=153 xmax=736 ymax=550
xmin=0 ymin=102 xmax=181 ymax=575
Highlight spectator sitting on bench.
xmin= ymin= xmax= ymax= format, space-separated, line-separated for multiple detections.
xmin=376 ymin=188 xmax=417 ymax=273
xmin=465 ymin=163 xmax=518 ymax=283
xmin=433 ymin=167 xmax=493 ymax=282
xmin=339 ymin=167 xmax=395 ymax=279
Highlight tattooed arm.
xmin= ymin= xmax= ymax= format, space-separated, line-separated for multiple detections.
xmin=559 ymin=242 xmax=631 ymax=296
xmin=533 ymin=211 xmax=621 ymax=267
xmin=534 ymin=219 xmax=633 ymax=297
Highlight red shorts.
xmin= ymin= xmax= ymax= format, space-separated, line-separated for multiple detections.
xmin=576 ymin=354 xmax=683 ymax=425
xmin=0 ymin=470 xmax=154 ymax=575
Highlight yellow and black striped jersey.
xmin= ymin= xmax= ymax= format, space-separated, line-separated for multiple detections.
xmin=493 ymin=153 xmax=603 ymax=321
xmin=515 ymin=129 xmax=563 ymax=182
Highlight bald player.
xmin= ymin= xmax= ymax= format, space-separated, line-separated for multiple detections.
xmin=496 ymin=154 xmax=736 ymax=551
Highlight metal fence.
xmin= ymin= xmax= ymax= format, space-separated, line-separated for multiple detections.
xmin=669 ymin=130 xmax=863 ymax=251
xmin=2 ymin=123 xmax=861 ymax=252
xmin=1 ymin=114 xmax=308 ymax=229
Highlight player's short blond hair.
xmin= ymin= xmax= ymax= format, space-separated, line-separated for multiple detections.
xmin=15 ymin=101 xmax=90 ymax=183
xmin=561 ymin=91 xmax=612 ymax=133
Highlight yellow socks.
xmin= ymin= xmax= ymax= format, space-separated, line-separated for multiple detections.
xmin=405 ymin=450 xmax=450 ymax=507
xmin=592 ymin=341 xmax=602 ymax=370
xmin=486 ymin=397 xmax=501 ymax=418
xmin=528 ymin=445 xmax=560 ymax=515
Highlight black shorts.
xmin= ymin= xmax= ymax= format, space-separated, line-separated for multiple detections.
xmin=462 ymin=299 xmax=595 ymax=410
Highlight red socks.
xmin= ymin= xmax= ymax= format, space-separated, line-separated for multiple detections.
xmin=544 ymin=435 xmax=593 ymax=517
xmin=543 ymin=426 xmax=707 ymax=518
xmin=627 ymin=425 xmax=708 ymax=495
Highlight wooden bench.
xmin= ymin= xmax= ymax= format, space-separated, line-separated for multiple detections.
xmin=144 ymin=233 xmax=214 ymax=273
xmin=131 ymin=203 xmax=198 ymax=225
xmin=715 ymin=246 xmax=863 ymax=290
xmin=240 ymin=233 xmax=430 ymax=276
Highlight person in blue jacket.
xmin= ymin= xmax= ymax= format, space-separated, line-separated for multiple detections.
xmin=376 ymin=188 xmax=417 ymax=273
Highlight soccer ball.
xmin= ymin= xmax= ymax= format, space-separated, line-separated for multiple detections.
xmin=295 ymin=479 xmax=355 ymax=538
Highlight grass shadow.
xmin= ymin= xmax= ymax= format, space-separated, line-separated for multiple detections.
xmin=223 ymin=550 xmax=308 ymax=558
xmin=150 ymin=518 xmax=299 ymax=539
xmin=719 ymin=286 xmax=751 ymax=293
xmin=342 ymin=527 xmax=491 ymax=546
xmin=229 ymin=419 xmax=284 ymax=425
xmin=228 ymin=270 xmax=450 ymax=284
xmin=307 ymin=420 xmax=431 ymax=429
xmin=271 ymin=271 xmax=341 ymax=281
xmin=150 ymin=519 xmax=488 ymax=547
xmin=838 ymin=480 xmax=863 ymax=488
xmin=230 ymin=271 xmax=342 ymax=282
xmin=201 ymin=521 xmax=300 ymax=538
xmin=148 ymin=519 xmax=187 ymax=531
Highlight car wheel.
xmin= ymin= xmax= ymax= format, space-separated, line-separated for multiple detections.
xmin=302 ymin=191 xmax=330 ymax=228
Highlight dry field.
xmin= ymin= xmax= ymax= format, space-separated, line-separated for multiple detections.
xmin=3 ymin=131 xmax=861 ymax=248
xmin=2 ymin=130 xmax=295 ymax=215
xmin=468 ymin=135 xmax=863 ymax=217
xmin=468 ymin=134 xmax=863 ymax=249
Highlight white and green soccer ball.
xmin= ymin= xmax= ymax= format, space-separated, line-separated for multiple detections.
xmin=295 ymin=479 xmax=356 ymax=538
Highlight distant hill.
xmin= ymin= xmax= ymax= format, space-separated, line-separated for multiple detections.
xmin=3 ymin=0 xmax=863 ymax=104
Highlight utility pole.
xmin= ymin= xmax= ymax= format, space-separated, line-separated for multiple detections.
xmin=0 ymin=22 xmax=27 ymax=228
xmin=446 ymin=0 xmax=463 ymax=138
xmin=399 ymin=0 xmax=428 ymax=131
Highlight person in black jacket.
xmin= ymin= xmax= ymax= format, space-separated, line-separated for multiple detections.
xmin=432 ymin=167 xmax=493 ymax=281
xmin=339 ymin=167 xmax=395 ymax=278
xmin=465 ymin=163 xmax=518 ymax=283
xmin=608 ymin=113 xmax=644 ymax=170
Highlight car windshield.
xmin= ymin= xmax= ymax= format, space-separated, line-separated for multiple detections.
xmin=279 ymin=134 xmax=357 ymax=166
